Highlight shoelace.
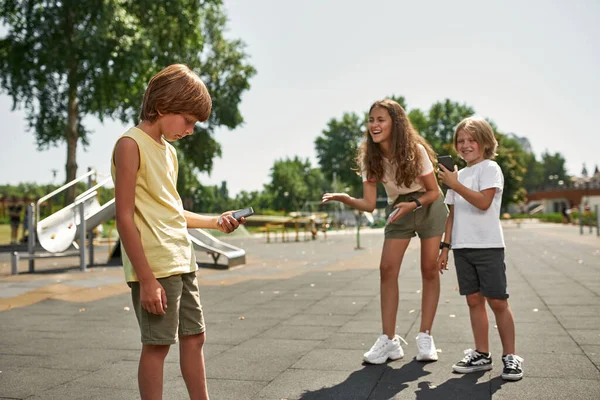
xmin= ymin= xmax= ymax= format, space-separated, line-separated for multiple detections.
xmin=461 ymin=348 xmax=478 ymax=363
xmin=369 ymin=335 xmax=408 ymax=353
xmin=417 ymin=334 xmax=432 ymax=351
xmin=368 ymin=336 xmax=389 ymax=353
xmin=504 ymin=355 xmax=523 ymax=370
xmin=396 ymin=335 xmax=408 ymax=346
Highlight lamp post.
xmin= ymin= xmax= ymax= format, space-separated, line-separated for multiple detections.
xmin=585 ymin=179 xmax=592 ymax=233
xmin=548 ymin=175 xmax=559 ymax=212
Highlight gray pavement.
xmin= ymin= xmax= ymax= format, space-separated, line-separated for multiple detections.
xmin=0 ymin=223 xmax=599 ymax=399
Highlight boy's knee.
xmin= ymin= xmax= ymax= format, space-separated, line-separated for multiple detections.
xmin=142 ymin=344 xmax=170 ymax=358
xmin=466 ymin=293 xmax=485 ymax=308
xmin=487 ymin=298 xmax=508 ymax=312
xmin=181 ymin=332 xmax=206 ymax=347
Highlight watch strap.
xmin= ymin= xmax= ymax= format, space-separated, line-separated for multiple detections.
xmin=412 ymin=198 xmax=422 ymax=210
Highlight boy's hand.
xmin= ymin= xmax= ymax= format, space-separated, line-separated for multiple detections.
xmin=438 ymin=164 xmax=459 ymax=189
xmin=140 ymin=278 xmax=167 ymax=315
xmin=437 ymin=249 xmax=450 ymax=274
xmin=321 ymin=193 xmax=349 ymax=203
xmin=387 ymin=202 xmax=415 ymax=224
xmin=217 ymin=211 xmax=242 ymax=233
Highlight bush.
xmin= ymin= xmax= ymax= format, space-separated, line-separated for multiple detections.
xmin=506 ymin=212 xmax=597 ymax=226
xmin=571 ymin=211 xmax=597 ymax=226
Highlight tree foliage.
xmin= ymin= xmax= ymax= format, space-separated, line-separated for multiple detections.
xmin=0 ymin=0 xmax=255 ymax=203
xmin=264 ymin=157 xmax=326 ymax=212
xmin=314 ymin=113 xmax=363 ymax=197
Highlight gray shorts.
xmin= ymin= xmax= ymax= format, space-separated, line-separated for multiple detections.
xmin=129 ymin=271 xmax=205 ymax=345
xmin=453 ymin=248 xmax=509 ymax=299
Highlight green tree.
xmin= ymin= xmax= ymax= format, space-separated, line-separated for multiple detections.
xmin=265 ymin=157 xmax=325 ymax=212
xmin=540 ymin=151 xmax=568 ymax=186
xmin=494 ymin=132 xmax=527 ymax=206
xmin=421 ymin=99 xmax=475 ymax=154
xmin=176 ymin=152 xmax=202 ymax=210
xmin=234 ymin=190 xmax=264 ymax=212
xmin=522 ymin=152 xmax=544 ymax=192
xmin=314 ymin=113 xmax=364 ymax=196
xmin=0 ymin=0 xmax=255 ymax=203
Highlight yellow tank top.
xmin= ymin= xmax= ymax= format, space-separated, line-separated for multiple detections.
xmin=111 ymin=127 xmax=196 ymax=282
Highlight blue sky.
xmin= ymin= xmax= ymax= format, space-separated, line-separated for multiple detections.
xmin=1 ymin=0 xmax=599 ymax=195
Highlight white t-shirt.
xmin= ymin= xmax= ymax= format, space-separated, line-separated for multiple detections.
xmin=445 ymin=159 xmax=505 ymax=249
xmin=362 ymin=144 xmax=434 ymax=204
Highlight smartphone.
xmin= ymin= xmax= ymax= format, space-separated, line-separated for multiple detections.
xmin=232 ymin=207 xmax=254 ymax=220
xmin=386 ymin=208 xmax=400 ymax=225
xmin=437 ymin=155 xmax=455 ymax=190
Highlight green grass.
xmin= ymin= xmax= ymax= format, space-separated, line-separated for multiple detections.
xmin=0 ymin=224 xmax=17 ymax=244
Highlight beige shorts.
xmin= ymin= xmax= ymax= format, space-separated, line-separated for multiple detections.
xmin=129 ymin=271 xmax=205 ymax=345
xmin=384 ymin=190 xmax=448 ymax=239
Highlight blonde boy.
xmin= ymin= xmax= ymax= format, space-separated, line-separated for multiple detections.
xmin=437 ymin=117 xmax=523 ymax=381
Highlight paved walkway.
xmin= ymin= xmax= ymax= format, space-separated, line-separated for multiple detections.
xmin=0 ymin=223 xmax=599 ymax=399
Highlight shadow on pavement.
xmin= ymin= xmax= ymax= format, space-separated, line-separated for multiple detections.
xmin=414 ymin=372 xmax=511 ymax=400
xmin=299 ymin=359 xmax=431 ymax=400
xmin=298 ymin=361 xmax=512 ymax=400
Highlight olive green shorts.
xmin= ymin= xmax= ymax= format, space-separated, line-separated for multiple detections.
xmin=384 ymin=190 xmax=448 ymax=239
xmin=129 ymin=271 xmax=205 ymax=345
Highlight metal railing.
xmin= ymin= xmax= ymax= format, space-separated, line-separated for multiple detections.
xmin=36 ymin=169 xmax=96 ymax=227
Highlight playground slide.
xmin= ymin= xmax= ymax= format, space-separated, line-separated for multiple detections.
xmin=363 ymin=212 xmax=375 ymax=225
xmin=188 ymin=228 xmax=246 ymax=268
xmin=38 ymin=192 xmax=246 ymax=269
xmin=76 ymin=199 xmax=115 ymax=237
xmin=37 ymin=195 xmax=109 ymax=254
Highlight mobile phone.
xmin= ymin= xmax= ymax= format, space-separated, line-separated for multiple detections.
xmin=437 ymin=155 xmax=455 ymax=190
xmin=232 ymin=207 xmax=254 ymax=220
xmin=386 ymin=208 xmax=400 ymax=225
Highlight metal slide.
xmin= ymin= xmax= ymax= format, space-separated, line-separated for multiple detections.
xmin=35 ymin=171 xmax=246 ymax=267
xmin=188 ymin=228 xmax=246 ymax=268
xmin=36 ymin=173 xmax=116 ymax=254
xmin=37 ymin=196 xmax=116 ymax=254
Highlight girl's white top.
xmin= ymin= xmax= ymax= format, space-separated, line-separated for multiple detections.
xmin=362 ymin=144 xmax=434 ymax=204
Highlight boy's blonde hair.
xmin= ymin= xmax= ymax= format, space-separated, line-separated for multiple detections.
xmin=139 ymin=64 xmax=212 ymax=123
xmin=453 ymin=117 xmax=498 ymax=159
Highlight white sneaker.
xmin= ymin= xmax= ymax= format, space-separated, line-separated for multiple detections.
xmin=416 ymin=331 xmax=438 ymax=361
xmin=363 ymin=334 xmax=407 ymax=364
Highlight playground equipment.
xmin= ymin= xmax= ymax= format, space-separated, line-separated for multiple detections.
xmin=11 ymin=169 xmax=115 ymax=274
xmin=188 ymin=228 xmax=246 ymax=267
xmin=11 ymin=170 xmax=247 ymax=274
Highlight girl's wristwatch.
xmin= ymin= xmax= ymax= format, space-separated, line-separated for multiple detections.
xmin=440 ymin=242 xmax=451 ymax=250
xmin=412 ymin=199 xmax=422 ymax=211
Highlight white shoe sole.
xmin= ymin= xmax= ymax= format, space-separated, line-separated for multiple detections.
xmin=363 ymin=349 xmax=403 ymax=364
xmin=416 ymin=352 xmax=439 ymax=361
xmin=502 ymin=372 xmax=523 ymax=381
xmin=452 ymin=364 xmax=493 ymax=373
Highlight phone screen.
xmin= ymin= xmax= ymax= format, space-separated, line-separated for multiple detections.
xmin=438 ymin=155 xmax=454 ymax=171
xmin=437 ymin=156 xmax=454 ymax=190
xmin=232 ymin=207 xmax=254 ymax=220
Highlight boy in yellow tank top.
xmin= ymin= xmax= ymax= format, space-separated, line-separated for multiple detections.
xmin=111 ymin=64 xmax=245 ymax=400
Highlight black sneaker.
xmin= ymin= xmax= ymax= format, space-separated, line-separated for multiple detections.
xmin=452 ymin=349 xmax=493 ymax=373
xmin=502 ymin=354 xmax=524 ymax=381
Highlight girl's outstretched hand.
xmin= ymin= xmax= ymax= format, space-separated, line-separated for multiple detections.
xmin=438 ymin=164 xmax=459 ymax=189
xmin=322 ymin=193 xmax=350 ymax=204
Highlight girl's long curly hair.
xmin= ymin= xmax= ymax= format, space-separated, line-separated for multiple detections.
xmin=357 ymin=99 xmax=436 ymax=187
